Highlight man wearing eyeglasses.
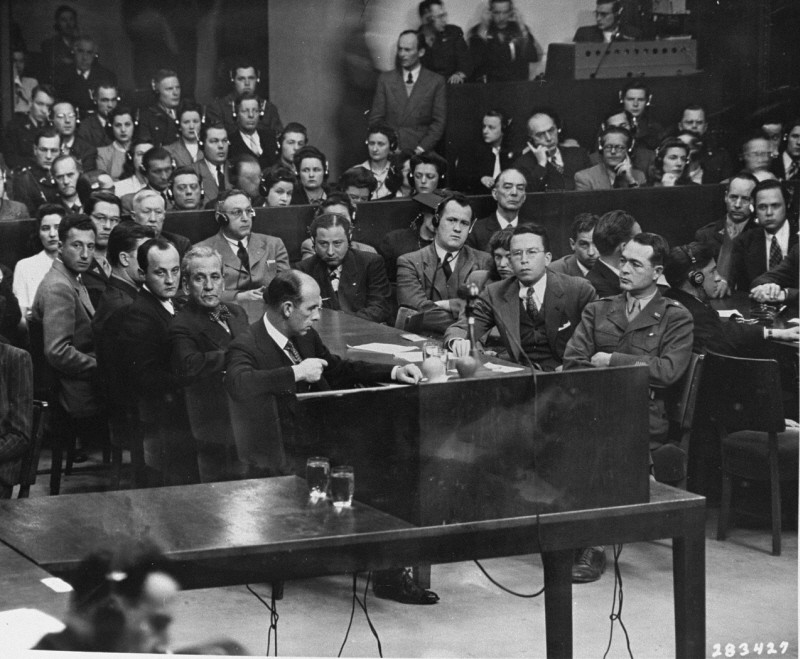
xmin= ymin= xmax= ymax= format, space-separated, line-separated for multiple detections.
xmin=196 ymin=189 xmax=290 ymax=304
xmin=573 ymin=1 xmax=641 ymax=43
xmin=397 ymin=192 xmax=492 ymax=333
xmin=446 ymin=223 xmax=595 ymax=369
xmin=82 ymin=191 xmax=122 ymax=306
xmin=52 ymin=100 xmax=98 ymax=172
xmin=130 ymin=189 xmax=191 ymax=259
xmin=418 ymin=0 xmax=473 ymax=84
xmin=575 ymin=126 xmax=645 ymax=190
xmin=10 ymin=127 xmax=61 ymax=215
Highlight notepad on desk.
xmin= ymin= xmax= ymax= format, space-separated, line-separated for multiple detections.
xmin=717 ymin=309 xmax=743 ymax=319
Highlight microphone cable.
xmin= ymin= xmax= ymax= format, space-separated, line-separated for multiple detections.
xmin=602 ymin=544 xmax=634 ymax=659
xmin=246 ymin=583 xmax=280 ymax=656
xmin=338 ymin=572 xmax=383 ymax=658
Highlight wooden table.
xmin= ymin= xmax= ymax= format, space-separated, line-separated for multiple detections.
xmin=0 ymin=476 xmax=705 ymax=658
xmin=0 ymin=544 xmax=71 ymax=617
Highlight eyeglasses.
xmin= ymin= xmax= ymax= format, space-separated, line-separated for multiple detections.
xmin=510 ymin=248 xmax=546 ymax=259
xmin=602 ymin=144 xmax=628 ymax=153
xmin=224 ymin=207 xmax=256 ymax=220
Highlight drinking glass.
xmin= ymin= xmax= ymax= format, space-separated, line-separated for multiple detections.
xmin=306 ymin=456 xmax=330 ymax=499
xmin=329 ymin=465 xmax=354 ymax=508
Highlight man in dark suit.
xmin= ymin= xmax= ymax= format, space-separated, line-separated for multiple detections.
xmin=193 ymin=125 xmax=231 ymax=204
xmin=297 ymin=213 xmax=392 ymax=324
xmin=0 ymin=340 xmax=33 ymax=498
xmin=195 ymin=189 xmax=290 ymax=303
xmin=573 ymin=0 xmax=641 ymax=42
xmin=586 ymin=210 xmax=641 ymax=298
xmin=418 ymin=0 xmax=473 ymax=83
xmin=730 ymin=180 xmax=797 ymax=291
xmin=54 ymin=37 xmax=117 ymax=116
xmin=549 ymin=213 xmax=599 ymax=278
xmin=467 ymin=167 xmax=526 ymax=252
xmin=119 ymin=238 xmax=198 ymax=485
xmin=513 ymin=109 xmax=591 ymax=192
xmin=369 ymin=30 xmax=446 ymax=154
xmin=771 ymin=118 xmax=800 ymax=182
xmin=397 ymin=193 xmax=493 ymax=333
xmin=121 ymin=147 xmax=174 ymax=212
xmin=81 ymin=191 xmax=121 ymax=307
xmin=76 ymin=82 xmax=118 ymax=149
xmin=674 ymin=105 xmax=733 ymax=185
xmin=694 ymin=173 xmax=758 ymax=296
xmin=52 ymin=101 xmax=97 ymax=173
xmin=2 ymin=85 xmax=55 ymax=169
xmin=170 ymin=246 xmax=249 ymax=482
xmin=227 ymin=92 xmax=277 ymax=171
xmin=134 ymin=69 xmax=182 ymax=148
xmin=446 ymin=224 xmax=596 ymax=369
xmin=130 ymin=189 xmax=191 ymax=259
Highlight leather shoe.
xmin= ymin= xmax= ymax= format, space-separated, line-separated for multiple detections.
xmin=572 ymin=547 xmax=606 ymax=583
xmin=373 ymin=569 xmax=439 ymax=605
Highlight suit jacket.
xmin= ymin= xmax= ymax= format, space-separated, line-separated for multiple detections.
xmin=514 ymin=147 xmax=591 ymax=192
xmin=161 ymin=230 xmax=192 ymax=260
xmin=296 ymin=250 xmax=392 ymax=324
xmin=64 ymin=136 xmax=98 ymax=173
xmin=548 ymin=253 xmax=588 ymax=278
xmin=397 ymin=243 xmax=493 ymax=333
xmin=369 ymin=68 xmax=446 ymax=153
xmin=225 ymin=319 xmax=393 ymax=474
xmin=76 ymin=113 xmax=112 ymax=149
xmin=730 ymin=224 xmax=798 ymax=291
xmin=573 ymin=25 xmax=642 ymax=42
xmin=694 ymin=217 xmax=756 ymax=259
xmin=228 ymin=128 xmax=278 ymax=170
xmin=195 ymin=231 xmax=290 ymax=302
xmin=378 ymin=227 xmax=433 ymax=283
xmin=55 ymin=64 xmax=117 ymax=114
xmin=96 ymin=144 xmax=128 ymax=180
xmin=205 ymin=93 xmax=283 ymax=139
xmin=82 ymin=258 xmax=110 ymax=308
xmin=193 ymin=158 xmax=231 ymax=202
xmin=466 ymin=213 xmax=510 ymax=252
xmin=574 ymin=163 xmax=645 ymax=191
xmin=751 ymin=243 xmax=799 ymax=303
xmin=0 ymin=342 xmax=33 ymax=491
xmin=563 ymin=290 xmax=694 ymax=440
xmin=454 ymin=141 xmax=516 ymax=193
xmin=169 ymin=301 xmax=249 ymax=445
xmin=165 ymin=139 xmax=204 ymax=169
xmin=444 ymin=271 xmax=596 ymax=366
xmin=586 ymin=259 xmax=622 ymax=298
xmin=30 ymin=259 xmax=98 ymax=416
xmin=0 ymin=264 xmax=21 ymax=345
xmin=1 ymin=114 xmax=49 ymax=169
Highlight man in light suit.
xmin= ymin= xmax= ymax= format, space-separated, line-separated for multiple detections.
xmin=193 ymin=124 xmax=231 ymax=204
xmin=369 ymin=30 xmax=446 ymax=155
xmin=170 ymin=246 xmax=250 ymax=482
xmin=397 ymin=192 xmax=493 ymax=333
xmin=574 ymin=126 xmax=645 ymax=191
xmin=446 ymin=224 xmax=596 ymax=369
xmin=549 ymin=213 xmax=599 ymax=278
xmin=296 ymin=213 xmax=392 ymax=324
xmin=513 ymin=109 xmax=591 ymax=192
xmin=0 ymin=340 xmax=33 ymax=498
xmin=195 ymin=189 xmax=290 ymax=304
xmin=31 ymin=215 xmax=100 ymax=419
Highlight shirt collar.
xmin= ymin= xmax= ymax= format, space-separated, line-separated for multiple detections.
xmin=434 ymin=242 xmax=459 ymax=265
xmin=627 ymin=288 xmax=658 ymax=309
xmin=263 ymin=314 xmax=291 ymax=349
xmin=518 ymin=273 xmax=548 ymax=305
xmin=495 ymin=211 xmax=518 ymax=230
xmin=766 ymin=220 xmax=790 ymax=247
xmin=142 ymin=284 xmax=175 ymax=314
xmin=223 ymin=233 xmax=248 ymax=250
xmin=402 ymin=64 xmax=422 ymax=83
xmin=576 ymin=259 xmax=589 ymax=276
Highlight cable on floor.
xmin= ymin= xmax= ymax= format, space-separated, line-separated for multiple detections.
xmin=602 ymin=544 xmax=634 ymax=659
xmin=246 ymin=583 xmax=279 ymax=656
xmin=338 ymin=573 xmax=383 ymax=657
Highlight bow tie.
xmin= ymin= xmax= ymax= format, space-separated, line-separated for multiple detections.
xmin=208 ymin=304 xmax=231 ymax=323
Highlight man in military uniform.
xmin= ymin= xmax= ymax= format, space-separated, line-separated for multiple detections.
xmin=563 ymin=232 xmax=693 ymax=584
xmin=10 ymin=128 xmax=61 ymax=216
xmin=135 ymin=69 xmax=183 ymax=148
xmin=419 ymin=0 xmax=473 ymax=83
xmin=2 ymin=85 xmax=55 ymax=169
xmin=206 ymin=60 xmax=282 ymax=139
xmin=52 ymin=100 xmax=97 ymax=172
xmin=76 ymin=81 xmax=118 ymax=149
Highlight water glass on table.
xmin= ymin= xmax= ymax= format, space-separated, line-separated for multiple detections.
xmin=306 ymin=456 xmax=330 ymax=500
xmin=330 ymin=465 xmax=355 ymax=508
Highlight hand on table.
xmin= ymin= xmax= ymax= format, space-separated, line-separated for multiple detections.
xmin=395 ymin=363 xmax=423 ymax=384
xmin=293 ymin=358 xmax=328 ymax=383
xmin=450 ymin=338 xmax=471 ymax=358
xmin=750 ymin=283 xmax=785 ymax=303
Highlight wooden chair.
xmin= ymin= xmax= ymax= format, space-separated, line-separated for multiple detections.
xmin=16 ymin=400 xmax=48 ymax=498
xmin=703 ymin=350 xmax=799 ymax=556
xmin=667 ymin=352 xmax=704 ymax=489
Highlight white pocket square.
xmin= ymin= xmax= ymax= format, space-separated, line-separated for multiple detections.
xmin=558 ymin=321 xmax=571 ymax=331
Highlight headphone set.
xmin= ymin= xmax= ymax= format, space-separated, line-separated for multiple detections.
xmin=431 ymin=194 xmax=473 ymax=230
xmin=294 ymin=146 xmax=329 ymax=179
xmin=229 ymin=68 xmax=261 ymax=84
xmin=364 ymin=128 xmax=398 ymax=152
xmin=680 ymin=245 xmax=705 ymax=287
xmin=231 ymin=98 xmax=267 ymax=121
xmin=309 ymin=212 xmax=354 ymax=245
xmin=168 ymin=168 xmax=205 ymax=205
xmin=597 ymin=126 xmax=634 ymax=155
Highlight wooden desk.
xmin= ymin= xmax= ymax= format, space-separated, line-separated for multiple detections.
xmin=0 ymin=476 xmax=705 ymax=658
xmin=710 ymin=291 xmax=799 ymax=350
xmin=0 ymin=544 xmax=71 ymax=617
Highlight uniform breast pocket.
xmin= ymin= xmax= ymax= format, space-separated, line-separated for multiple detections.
xmin=630 ymin=330 xmax=659 ymax=353
xmin=594 ymin=328 xmax=620 ymax=352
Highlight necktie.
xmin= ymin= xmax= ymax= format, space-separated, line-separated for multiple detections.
xmin=76 ymin=275 xmax=95 ymax=316
xmin=787 ymin=160 xmax=799 ymax=181
xmin=208 ymin=303 xmax=231 ymax=324
xmin=492 ymin=147 xmax=501 ymax=179
xmin=237 ymin=241 xmax=250 ymax=272
xmin=442 ymin=253 xmax=454 ymax=280
xmin=626 ymin=297 xmax=641 ymax=322
xmin=329 ymin=269 xmax=340 ymax=292
xmin=284 ymin=340 xmax=302 ymax=364
xmin=525 ymin=286 xmax=539 ymax=318
xmin=769 ymin=236 xmax=782 ymax=270
xmin=549 ymin=154 xmax=564 ymax=175
xmin=217 ymin=166 xmax=226 ymax=193
xmin=405 ymin=71 xmax=414 ymax=96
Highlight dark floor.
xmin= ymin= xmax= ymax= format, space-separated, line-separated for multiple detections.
xmin=16 ymin=449 xmax=800 ymax=658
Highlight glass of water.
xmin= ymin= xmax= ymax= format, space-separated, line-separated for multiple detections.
xmin=306 ymin=456 xmax=330 ymax=499
xmin=330 ymin=465 xmax=355 ymax=508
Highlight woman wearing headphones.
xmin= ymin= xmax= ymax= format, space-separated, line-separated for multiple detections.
xmin=165 ymin=103 xmax=204 ymax=168
xmin=648 ymin=137 xmax=694 ymax=187
xmin=291 ymin=145 xmax=329 ymax=205
xmin=96 ymin=105 xmax=135 ymax=180
xmin=356 ymin=123 xmax=403 ymax=200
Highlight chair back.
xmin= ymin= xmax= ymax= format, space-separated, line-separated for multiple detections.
xmin=670 ymin=352 xmax=704 ymax=432
xmin=17 ymin=400 xmax=48 ymax=498
xmin=27 ymin=318 xmax=57 ymax=401
xmin=702 ymin=350 xmax=785 ymax=434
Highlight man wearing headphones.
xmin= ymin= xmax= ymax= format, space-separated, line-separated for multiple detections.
xmin=206 ymin=60 xmax=282 ymax=139
xmin=619 ymin=80 xmax=664 ymax=151
xmin=513 ymin=108 xmax=591 ymax=192
xmin=196 ymin=189 xmax=290 ymax=304
xmin=227 ymin=92 xmax=278 ymax=170
xmin=52 ymin=100 xmax=98 ymax=172
xmin=231 ymin=155 xmax=267 ymax=207
xmin=574 ymin=126 xmax=645 ymax=190
xmin=694 ymin=172 xmax=758 ymax=297
xmin=397 ymin=192 xmax=493 ymax=333
xmin=169 ymin=166 xmax=204 ymax=211
xmin=673 ymin=104 xmax=733 ymax=184
xmin=771 ymin=118 xmax=800 ymax=182
xmin=76 ymin=81 xmax=118 ymax=149
xmin=54 ymin=36 xmax=117 ymax=116
xmin=135 ymin=69 xmax=184 ymax=148
xmin=468 ymin=167 xmax=527 ymax=251
xmin=2 ymin=84 xmax=55 ymax=169
xmin=573 ymin=0 xmax=641 ymax=42
xmin=664 ymin=242 xmax=798 ymax=353
xmin=297 ymin=213 xmax=391 ymax=324
xmin=193 ymin=124 xmax=231 ymax=204
xmin=10 ymin=127 xmax=61 ymax=215
xmin=121 ymin=147 xmax=175 ymax=212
